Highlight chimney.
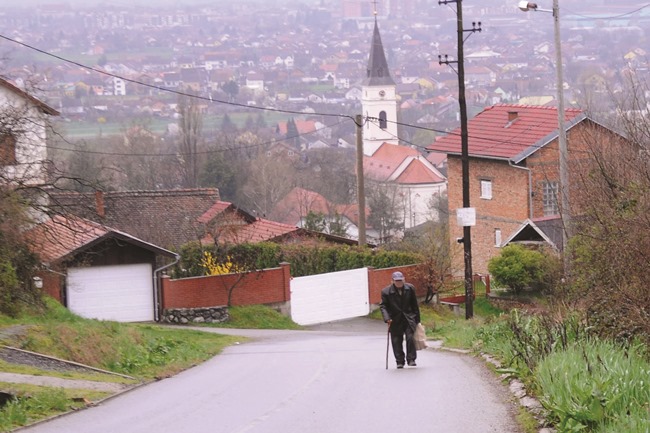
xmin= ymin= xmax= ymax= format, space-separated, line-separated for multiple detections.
xmin=507 ymin=111 xmax=518 ymax=122
xmin=95 ymin=191 xmax=105 ymax=218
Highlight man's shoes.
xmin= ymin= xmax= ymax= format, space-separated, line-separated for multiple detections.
xmin=408 ymin=361 xmax=417 ymax=367
xmin=397 ymin=363 xmax=404 ymax=369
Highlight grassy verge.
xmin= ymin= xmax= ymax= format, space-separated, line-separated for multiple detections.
xmin=424 ymin=293 xmax=650 ymax=433
xmin=0 ymin=299 xmax=301 ymax=431
xmin=0 ymin=385 xmax=110 ymax=432
xmin=202 ymin=305 xmax=303 ymax=330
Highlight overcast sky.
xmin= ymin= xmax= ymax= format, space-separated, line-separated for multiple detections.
xmin=7 ymin=0 xmax=650 ymax=7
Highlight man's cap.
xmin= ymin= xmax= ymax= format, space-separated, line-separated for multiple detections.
xmin=392 ymin=271 xmax=404 ymax=280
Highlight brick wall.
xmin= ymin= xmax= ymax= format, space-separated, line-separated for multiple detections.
xmin=368 ymin=264 xmax=428 ymax=305
xmin=162 ymin=262 xmax=427 ymax=310
xmin=161 ymin=262 xmax=291 ymax=309
xmin=447 ymin=156 xmax=530 ymax=274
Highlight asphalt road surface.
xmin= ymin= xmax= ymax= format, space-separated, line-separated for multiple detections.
xmin=19 ymin=318 xmax=522 ymax=433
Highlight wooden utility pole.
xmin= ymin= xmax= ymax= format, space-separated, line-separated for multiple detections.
xmin=439 ymin=0 xmax=481 ymax=319
xmin=356 ymin=114 xmax=366 ymax=246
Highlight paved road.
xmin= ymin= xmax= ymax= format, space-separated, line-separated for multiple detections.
xmin=18 ymin=319 xmax=522 ymax=433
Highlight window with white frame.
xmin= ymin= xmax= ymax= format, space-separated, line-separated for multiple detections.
xmin=542 ymin=181 xmax=559 ymax=216
xmin=480 ymin=179 xmax=492 ymax=199
xmin=495 ymin=228 xmax=502 ymax=247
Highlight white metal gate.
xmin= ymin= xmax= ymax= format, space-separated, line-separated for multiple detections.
xmin=290 ymin=268 xmax=369 ymax=326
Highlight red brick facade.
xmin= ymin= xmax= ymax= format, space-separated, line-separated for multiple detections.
xmin=447 ymin=120 xmax=619 ymax=274
xmin=447 ymin=156 xmax=530 ymax=274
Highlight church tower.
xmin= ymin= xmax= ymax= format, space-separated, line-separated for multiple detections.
xmin=361 ymin=17 xmax=399 ymax=156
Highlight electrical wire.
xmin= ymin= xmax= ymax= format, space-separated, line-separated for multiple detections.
xmin=0 ymin=33 xmax=354 ymax=122
xmin=0 ymin=32 xmax=599 ymax=160
xmin=565 ymin=4 xmax=650 ymax=20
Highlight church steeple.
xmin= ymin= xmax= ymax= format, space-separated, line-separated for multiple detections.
xmin=361 ymin=16 xmax=398 ymax=156
xmin=363 ymin=18 xmax=395 ymax=87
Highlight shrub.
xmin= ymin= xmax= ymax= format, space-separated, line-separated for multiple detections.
xmin=171 ymin=241 xmax=421 ymax=278
xmin=488 ymin=244 xmax=559 ymax=294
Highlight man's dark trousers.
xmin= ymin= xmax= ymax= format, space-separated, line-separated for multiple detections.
xmin=390 ymin=323 xmax=416 ymax=365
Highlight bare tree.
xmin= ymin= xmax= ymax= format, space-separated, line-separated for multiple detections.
xmin=117 ymin=120 xmax=179 ymax=190
xmin=241 ymin=152 xmax=296 ymax=217
xmin=177 ymin=89 xmax=203 ymax=188
xmin=568 ymin=77 xmax=650 ymax=343
xmin=367 ymin=181 xmax=405 ymax=244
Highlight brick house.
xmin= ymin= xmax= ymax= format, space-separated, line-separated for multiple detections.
xmin=428 ymin=103 xmax=624 ymax=274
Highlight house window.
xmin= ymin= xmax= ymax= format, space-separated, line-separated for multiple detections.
xmin=288 ymin=150 xmax=294 ymax=156
xmin=379 ymin=111 xmax=387 ymax=129
xmin=495 ymin=229 xmax=502 ymax=247
xmin=0 ymin=133 xmax=17 ymax=166
xmin=542 ymin=181 xmax=559 ymax=216
xmin=480 ymin=179 xmax=492 ymax=200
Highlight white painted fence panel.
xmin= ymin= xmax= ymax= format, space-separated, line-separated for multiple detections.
xmin=290 ymin=268 xmax=369 ymax=326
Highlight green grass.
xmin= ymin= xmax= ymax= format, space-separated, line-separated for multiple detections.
xmin=56 ymin=111 xmax=290 ymax=139
xmin=0 ymin=386 xmax=109 ymax=432
xmin=2 ymin=300 xmax=231 ymax=379
xmin=535 ymin=340 xmax=650 ymax=432
xmin=0 ymin=299 xmax=303 ymax=430
xmin=214 ymin=305 xmax=302 ymax=329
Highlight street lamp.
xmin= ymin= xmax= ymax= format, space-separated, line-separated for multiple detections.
xmin=518 ymin=1 xmax=571 ymax=258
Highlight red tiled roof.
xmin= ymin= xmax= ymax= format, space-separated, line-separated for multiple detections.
xmin=269 ymin=187 xmax=368 ymax=227
xmin=270 ymin=187 xmax=329 ymax=225
xmin=372 ymin=142 xmax=420 ymax=160
xmin=202 ymin=218 xmax=299 ymax=244
xmin=25 ymin=215 xmax=108 ymax=264
xmin=23 ymin=215 xmax=174 ymax=264
xmin=427 ymin=104 xmax=584 ymax=161
xmin=197 ymin=201 xmax=234 ymax=224
xmin=364 ymin=142 xmax=419 ymax=181
xmin=426 ymin=151 xmax=447 ymax=166
xmin=48 ymin=188 xmax=221 ymax=250
xmin=396 ymin=159 xmax=446 ymax=184
xmin=276 ymin=120 xmax=317 ymax=135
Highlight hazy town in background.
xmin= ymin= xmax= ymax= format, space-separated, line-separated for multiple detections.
xmin=1 ymin=0 xmax=648 ymax=237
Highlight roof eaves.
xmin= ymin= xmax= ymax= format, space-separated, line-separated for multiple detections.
xmin=502 ymin=218 xmax=558 ymax=250
xmin=512 ymin=112 xmax=588 ymax=164
xmin=447 ymin=152 xmax=512 ymax=163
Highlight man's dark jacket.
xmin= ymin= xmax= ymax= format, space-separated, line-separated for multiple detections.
xmin=379 ymin=283 xmax=420 ymax=331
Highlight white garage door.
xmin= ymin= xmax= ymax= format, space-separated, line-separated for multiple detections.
xmin=290 ymin=268 xmax=369 ymax=326
xmin=67 ymin=263 xmax=154 ymax=322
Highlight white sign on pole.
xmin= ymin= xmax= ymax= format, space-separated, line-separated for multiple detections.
xmin=456 ymin=207 xmax=476 ymax=227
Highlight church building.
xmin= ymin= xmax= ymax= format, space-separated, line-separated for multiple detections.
xmin=360 ymin=17 xmax=447 ymax=234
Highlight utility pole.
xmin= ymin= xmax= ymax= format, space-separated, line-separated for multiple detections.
xmin=356 ymin=114 xmax=367 ymax=246
xmin=518 ymin=0 xmax=571 ymax=272
xmin=439 ymin=0 xmax=481 ymax=319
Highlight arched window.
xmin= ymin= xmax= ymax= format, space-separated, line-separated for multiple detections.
xmin=379 ymin=111 xmax=387 ymax=129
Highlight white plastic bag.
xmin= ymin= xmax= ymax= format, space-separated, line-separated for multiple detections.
xmin=415 ymin=323 xmax=427 ymax=350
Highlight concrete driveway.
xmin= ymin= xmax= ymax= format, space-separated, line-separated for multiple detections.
xmin=18 ymin=318 xmax=523 ymax=433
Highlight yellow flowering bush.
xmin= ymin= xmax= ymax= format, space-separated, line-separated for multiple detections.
xmin=201 ymin=251 xmax=242 ymax=276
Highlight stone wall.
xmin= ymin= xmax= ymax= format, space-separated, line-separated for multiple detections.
xmin=161 ymin=306 xmax=229 ymax=324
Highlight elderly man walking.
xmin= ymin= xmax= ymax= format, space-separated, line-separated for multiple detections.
xmin=380 ymin=271 xmax=421 ymax=369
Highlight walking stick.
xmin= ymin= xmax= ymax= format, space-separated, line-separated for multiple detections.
xmin=385 ymin=322 xmax=391 ymax=370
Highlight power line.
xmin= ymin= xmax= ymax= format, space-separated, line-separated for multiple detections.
xmin=566 ymin=3 xmax=650 ymax=20
xmin=0 ymin=33 xmax=353 ymax=122
xmin=0 ymin=32 xmax=598 ymax=160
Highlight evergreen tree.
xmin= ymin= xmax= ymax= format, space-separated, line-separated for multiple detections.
xmin=221 ymin=113 xmax=238 ymax=135
xmin=286 ymin=117 xmax=300 ymax=149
